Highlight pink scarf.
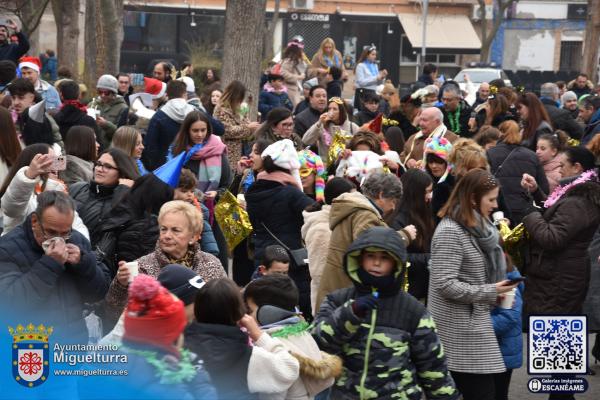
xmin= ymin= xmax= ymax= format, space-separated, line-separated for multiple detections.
xmin=189 ymin=135 xmax=227 ymax=192
xmin=257 ymin=170 xmax=303 ymax=190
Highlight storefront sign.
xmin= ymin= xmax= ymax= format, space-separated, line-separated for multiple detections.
xmin=290 ymin=13 xmax=329 ymax=22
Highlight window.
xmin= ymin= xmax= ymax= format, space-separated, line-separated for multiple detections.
xmin=560 ymin=41 xmax=582 ymax=71
xmin=123 ymin=12 xmax=177 ymax=53
xmin=400 ymin=35 xmax=457 ymax=65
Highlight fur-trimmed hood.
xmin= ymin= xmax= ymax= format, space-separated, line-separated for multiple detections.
xmin=564 ymin=181 xmax=600 ymax=208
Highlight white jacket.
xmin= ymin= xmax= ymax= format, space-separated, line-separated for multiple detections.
xmin=1 ymin=166 xmax=90 ymax=239
xmin=247 ymin=333 xmax=300 ymax=394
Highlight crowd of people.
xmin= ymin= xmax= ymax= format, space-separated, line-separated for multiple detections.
xmin=1 ymin=26 xmax=600 ymax=399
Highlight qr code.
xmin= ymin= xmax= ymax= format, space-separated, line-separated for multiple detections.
xmin=529 ymin=316 xmax=587 ymax=374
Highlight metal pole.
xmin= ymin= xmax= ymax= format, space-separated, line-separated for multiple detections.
xmin=420 ymin=0 xmax=429 ymax=72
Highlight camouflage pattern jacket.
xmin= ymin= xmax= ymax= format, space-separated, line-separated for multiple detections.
xmin=313 ymin=226 xmax=458 ymax=400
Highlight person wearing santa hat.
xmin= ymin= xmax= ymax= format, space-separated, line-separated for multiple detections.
xmin=19 ymin=55 xmax=62 ymax=111
xmin=0 ymin=20 xmax=29 ymax=64
xmin=88 ymin=74 xmax=129 ymax=143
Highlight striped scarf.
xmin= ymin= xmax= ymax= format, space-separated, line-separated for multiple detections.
xmin=189 ymin=135 xmax=227 ymax=192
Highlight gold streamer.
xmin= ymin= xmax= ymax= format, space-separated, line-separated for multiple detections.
xmin=214 ymin=191 xmax=253 ymax=252
xmin=327 ymin=127 xmax=353 ymax=166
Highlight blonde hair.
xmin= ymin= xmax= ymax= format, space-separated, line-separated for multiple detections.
xmin=158 ymin=200 xmax=203 ymax=236
xmin=112 ymin=126 xmax=141 ymax=158
xmin=498 ymin=120 xmax=521 ymax=145
xmin=319 ymin=37 xmax=336 ymax=55
xmin=448 ymin=138 xmax=489 ymax=178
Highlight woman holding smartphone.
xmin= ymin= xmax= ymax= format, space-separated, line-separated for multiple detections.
xmin=0 ymin=143 xmax=89 ymax=237
xmin=302 ymin=97 xmax=359 ymax=165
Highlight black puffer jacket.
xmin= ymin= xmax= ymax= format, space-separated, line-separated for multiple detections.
xmin=246 ymin=178 xmax=315 ymax=317
xmin=488 ymin=143 xmax=549 ymax=225
xmin=541 ymin=98 xmax=583 ymax=140
xmin=53 ymin=104 xmax=103 ymax=142
xmin=0 ymin=215 xmax=110 ymax=343
xmin=70 ymin=181 xmax=129 ymax=247
xmin=523 ymin=181 xmax=600 ymax=317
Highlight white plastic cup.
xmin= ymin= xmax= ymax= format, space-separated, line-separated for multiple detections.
xmin=125 ymin=261 xmax=139 ymax=283
xmin=492 ymin=211 xmax=505 ymax=223
xmin=499 ymin=288 xmax=516 ymax=309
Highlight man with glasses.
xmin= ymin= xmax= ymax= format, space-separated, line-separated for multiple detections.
xmin=0 ymin=191 xmax=110 ymax=343
xmin=116 ymin=73 xmax=133 ymax=106
xmin=439 ymin=84 xmax=472 ymax=138
xmin=88 ymin=74 xmax=129 ymax=143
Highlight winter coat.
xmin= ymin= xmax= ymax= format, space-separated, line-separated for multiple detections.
xmin=0 ymin=32 xmax=29 ymax=63
xmin=390 ymin=209 xmax=431 ymax=301
xmin=326 ymin=80 xmax=343 ymax=100
xmin=580 ymin=109 xmax=600 ymax=146
xmin=0 ymin=166 xmax=89 ymax=239
xmin=308 ymin=49 xmax=346 ymax=86
xmin=246 ymin=178 xmax=315 ymax=316
xmin=567 ymin=80 xmax=593 ymax=99
xmin=258 ymin=85 xmax=293 ymax=118
xmin=69 ymin=181 xmax=129 ymax=247
xmin=0 ymin=215 xmax=110 ymax=343
xmin=301 ymin=206 xmax=332 ymax=313
xmin=401 ymin=129 xmax=459 ymax=165
xmin=540 ymin=98 xmax=583 ymax=140
xmin=53 ymin=104 xmax=102 ymax=143
xmin=119 ymin=340 xmax=216 ymax=400
xmin=522 ymin=182 xmax=600 ymax=316
xmin=488 ymin=143 xmax=549 ymax=224
xmin=89 ymin=95 xmax=129 ymax=142
xmin=583 ymin=227 xmax=600 ymax=331
xmin=142 ymin=107 xmax=186 ymax=171
xmin=353 ymin=108 xmax=378 ymax=127
xmin=542 ymin=155 xmax=562 ymax=193
xmin=35 ymin=79 xmax=62 ymax=111
xmin=42 ymin=56 xmax=57 ymax=81
xmin=293 ymin=99 xmax=310 ymax=117
xmin=294 ymin=107 xmax=322 ymax=138
xmin=521 ymin=120 xmax=553 ymax=151
xmin=280 ymin=58 xmax=308 ymax=106
xmin=105 ymin=242 xmax=225 ymax=317
xmin=313 ymin=226 xmax=459 ymax=400
xmin=185 ymin=322 xmax=300 ymax=400
xmin=262 ymin=323 xmax=339 ymax=400
xmin=491 ymin=270 xmax=524 ymax=370
xmin=315 ymin=192 xmax=386 ymax=310
xmin=428 ymin=217 xmax=506 ymax=373
xmin=214 ymin=103 xmax=255 ymax=171
xmin=302 ymin=119 xmax=359 ymax=165
xmin=59 ymin=155 xmax=93 ymax=186
xmin=440 ymin=102 xmax=472 ymax=138
xmin=355 ymin=61 xmax=383 ymax=91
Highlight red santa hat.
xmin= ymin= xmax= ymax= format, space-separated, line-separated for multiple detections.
xmin=123 ymin=274 xmax=186 ymax=356
xmin=144 ymin=77 xmax=167 ymax=99
xmin=18 ymin=56 xmax=41 ymax=73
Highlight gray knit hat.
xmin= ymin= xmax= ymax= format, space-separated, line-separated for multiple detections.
xmin=96 ymin=74 xmax=118 ymax=94
xmin=561 ymin=90 xmax=577 ymax=103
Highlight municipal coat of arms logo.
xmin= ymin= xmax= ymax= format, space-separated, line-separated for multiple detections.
xmin=8 ymin=323 xmax=52 ymax=388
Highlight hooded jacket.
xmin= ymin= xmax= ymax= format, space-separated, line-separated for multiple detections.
xmin=581 ymin=109 xmax=600 ymax=146
xmin=522 ymin=181 xmax=600 ymax=316
xmin=313 ymin=226 xmax=459 ymax=400
xmin=315 ymin=191 xmax=386 ymax=310
xmin=301 ymin=206 xmax=332 ymax=312
xmin=259 ymin=83 xmax=293 ymax=117
xmin=53 ymin=104 xmax=102 ymax=142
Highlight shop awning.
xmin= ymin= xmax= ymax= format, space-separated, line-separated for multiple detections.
xmin=398 ymin=13 xmax=481 ymax=54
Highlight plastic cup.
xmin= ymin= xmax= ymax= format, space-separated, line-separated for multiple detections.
xmin=499 ymin=288 xmax=516 ymax=309
xmin=125 ymin=261 xmax=139 ymax=283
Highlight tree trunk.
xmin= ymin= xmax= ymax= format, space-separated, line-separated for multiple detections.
xmin=222 ymin=0 xmax=267 ymax=120
xmin=101 ymin=0 xmax=123 ymax=75
xmin=582 ymin=0 xmax=600 ymax=83
xmin=51 ymin=0 xmax=80 ymax=78
xmin=83 ymin=0 xmax=99 ymax=90
xmin=479 ymin=0 xmax=515 ymax=63
xmin=0 ymin=0 xmax=51 ymax=37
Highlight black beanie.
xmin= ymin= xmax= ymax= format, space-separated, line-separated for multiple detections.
xmin=324 ymin=177 xmax=356 ymax=205
xmin=157 ymin=264 xmax=205 ymax=306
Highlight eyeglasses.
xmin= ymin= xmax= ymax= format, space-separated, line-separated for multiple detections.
xmin=39 ymin=223 xmax=72 ymax=241
xmin=98 ymin=90 xmax=113 ymax=96
xmin=94 ymin=161 xmax=119 ymax=171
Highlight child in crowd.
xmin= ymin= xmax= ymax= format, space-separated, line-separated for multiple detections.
xmin=490 ymin=255 xmax=524 ymax=400
xmin=244 ymin=274 xmax=341 ymax=399
xmin=184 ymin=278 xmax=300 ymax=399
xmin=325 ymin=66 xmax=343 ymax=100
xmin=256 ymin=244 xmax=290 ymax=277
xmin=173 ymin=168 xmax=219 ymax=257
xmin=313 ymin=226 xmax=459 ymax=399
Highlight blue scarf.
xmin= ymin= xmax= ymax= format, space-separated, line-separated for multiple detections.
xmin=242 ymin=170 xmax=255 ymax=192
xmin=364 ymin=60 xmax=378 ymax=77
xmin=324 ymin=54 xmax=340 ymax=68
